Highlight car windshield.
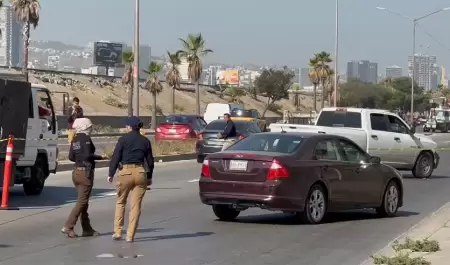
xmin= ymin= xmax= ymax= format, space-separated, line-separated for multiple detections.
xmin=231 ymin=109 xmax=253 ymax=117
xmin=226 ymin=134 xmax=304 ymax=153
xmin=163 ymin=115 xmax=190 ymax=124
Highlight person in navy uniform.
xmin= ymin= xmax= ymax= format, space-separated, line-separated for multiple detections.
xmin=220 ymin=113 xmax=238 ymax=150
xmin=61 ymin=118 xmax=106 ymax=238
xmin=108 ymin=116 xmax=154 ymax=242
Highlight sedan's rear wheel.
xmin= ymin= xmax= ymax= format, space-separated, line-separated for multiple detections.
xmin=302 ymin=184 xmax=327 ymax=224
xmin=376 ymin=181 xmax=400 ymax=217
xmin=212 ymin=205 xmax=240 ymax=221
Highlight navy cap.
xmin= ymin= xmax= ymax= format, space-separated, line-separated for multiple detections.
xmin=125 ymin=116 xmax=142 ymax=127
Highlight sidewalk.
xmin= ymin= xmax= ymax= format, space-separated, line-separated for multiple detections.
xmin=365 ymin=202 xmax=450 ymax=264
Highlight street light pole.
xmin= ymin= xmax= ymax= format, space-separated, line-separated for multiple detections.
xmin=132 ymin=0 xmax=140 ymax=117
xmin=333 ymin=0 xmax=339 ymax=107
xmin=376 ymin=6 xmax=450 ymax=125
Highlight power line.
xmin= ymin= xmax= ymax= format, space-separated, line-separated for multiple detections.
xmin=416 ymin=23 xmax=450 ymax=52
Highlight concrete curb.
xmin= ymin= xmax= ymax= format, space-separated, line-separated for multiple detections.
xmin=361 ymin=202 xmax=450 ymax=264
xmin=57 ymin=153 xmax=197 ymax=172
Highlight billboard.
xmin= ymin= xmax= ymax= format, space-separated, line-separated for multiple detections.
xmin=217 ymin=70 xmax=239 ymax=85
xmin=93 ymin=42 xmax=123 ymax=66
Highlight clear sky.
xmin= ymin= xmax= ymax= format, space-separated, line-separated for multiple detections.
xmin=32 ymin=0 xmax=450 ymax=74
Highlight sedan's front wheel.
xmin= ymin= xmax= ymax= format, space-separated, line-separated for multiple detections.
xmin=376 ymin=181 xmax=400 ymax=217
xmin=212 ymin=205 xmax=240 ymax=221
xmin=301 ymin=184 xmax=327 ymax=224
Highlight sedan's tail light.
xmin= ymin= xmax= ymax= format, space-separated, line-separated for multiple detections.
xmin=238 ymin=134 xmax=246 ymax=140
xmin=156 ymin=127 xmax=161 ymax=132
xmin=266 ymin=160 xmax=289 ymax=180
xmin=201 ymin=159 xmax=211 ymax=178
xmin=197 ymin=132 xmax=204 ymax=139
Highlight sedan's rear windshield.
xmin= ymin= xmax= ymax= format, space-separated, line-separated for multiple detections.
xmin=231 ymin=109 xmax=252 ymax=117
xmin=226 ymin=134 xmax=304 ymax=153
xmin=205 ymin=120 xmax=260 ymax=133
xmin=163 ymin=115 xmax=190 ymax=124
xmin=316 ymin=111 xmax=362 ymax=128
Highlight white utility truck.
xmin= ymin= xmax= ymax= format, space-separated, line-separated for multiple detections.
xmin=0 ymin=74 xmax=58 ymax=195
xmin=269 ymin=107 xmax=439 ymax=178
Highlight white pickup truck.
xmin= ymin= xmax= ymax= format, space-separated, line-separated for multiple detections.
xmin=269 ymin=107 xmax=439 ymax=178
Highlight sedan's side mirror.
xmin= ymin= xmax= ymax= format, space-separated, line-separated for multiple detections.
xmin=369 ymin=156 xmax=381 ymax=164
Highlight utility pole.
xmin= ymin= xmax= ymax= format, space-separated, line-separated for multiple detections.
xmin=132 ymin=0 xmax=140 ymax=116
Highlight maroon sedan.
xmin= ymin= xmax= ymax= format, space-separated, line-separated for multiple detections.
xmin=155 ymin=115 xmax=207 ymax=141
xmin=199 ymin=132 xmax=403 ymax=224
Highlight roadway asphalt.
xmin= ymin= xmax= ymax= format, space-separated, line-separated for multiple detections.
xmin=1 ymin=134 xmax=450 ymax=264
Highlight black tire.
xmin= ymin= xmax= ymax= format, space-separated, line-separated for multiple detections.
xmin=301 ymin=184 xmax=327 ymax=224
xmin=23 ymin=157 xmax=47 ymax=196
xmin=197 ymin=155 xmax=205 ymax=163
xmin=376 ymin=181 xmax=400 ymax=217
xmin=412 ymin=152 xmax=434 ymax=179
xmin=212 ymin=205 xmax=240 ymax=221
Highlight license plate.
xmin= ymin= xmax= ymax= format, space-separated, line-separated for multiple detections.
xmin=169 ymin=129 xmax=176 ymax=133
xmin=229 ymin=160 xmax=247 ymax=171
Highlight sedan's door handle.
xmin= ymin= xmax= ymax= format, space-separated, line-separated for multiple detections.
xmin=371 ymin=135 xmax=378 ymax=139
xmin=394 ymin=137 xmax=400 ymax=141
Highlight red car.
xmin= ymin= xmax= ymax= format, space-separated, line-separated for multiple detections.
xmin=155 ymin=115 xmax=207 ymax=140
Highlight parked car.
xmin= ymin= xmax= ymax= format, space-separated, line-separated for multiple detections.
xmin=230 ymin=109 xmax=267 ymax=131
xmin=196 ymin=119 xmax=261 ymax=163
xmin=199 ymin=132 xmax=404 ymax=224
xmin=203 ymin=103 xmax=243 ymax=124
xmin=155 ymin=115 xmax=207 ymax=140
xmin=269 ymin=107 xmax=439 ymax=179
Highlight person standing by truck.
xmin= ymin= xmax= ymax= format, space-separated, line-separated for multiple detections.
xmin=61 ymin=118 xmax=106 ymax=238
xmin=67 ymin=97 xmax=84 ymax=143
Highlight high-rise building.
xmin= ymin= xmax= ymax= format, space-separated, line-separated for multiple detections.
xmin=440 ymin=66 xmax=447 ymax=88
xmin=346 ymin=60 xmax=378 ymax=84
xmin=300 ymin=68 xmax=312 ymax=87
xmin=0 ymin=6 xmax=22 ymax=67
xmin=385 ymin=65 xmax=402 ymax=79
xmin=408 ymin=54 xmax=438 ymax=90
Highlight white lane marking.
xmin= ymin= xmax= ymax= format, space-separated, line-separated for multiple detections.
xmin=359 ymin=201 xmax=450 ymax=265
xmin=188 ymin=179 xmax=199 ymax=183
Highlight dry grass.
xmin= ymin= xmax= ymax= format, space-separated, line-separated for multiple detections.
xmin=102 ymin=139 xmax=196 ymax=158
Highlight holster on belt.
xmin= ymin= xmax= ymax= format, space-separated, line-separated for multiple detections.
xmin=118 ymin=162 xmax=123 ymax=171
xmin=82 ymin=162 xmax=93 ymax=178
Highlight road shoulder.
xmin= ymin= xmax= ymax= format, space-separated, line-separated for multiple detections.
xmin=362 ymin=202 xmax=450 ymax=264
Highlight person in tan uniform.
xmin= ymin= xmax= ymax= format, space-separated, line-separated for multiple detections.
xmin=108 ymin=116 xmax=154 ymax=242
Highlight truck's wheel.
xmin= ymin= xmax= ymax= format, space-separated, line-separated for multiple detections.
xmin=23 ymin=157 xmax=47 ymax=196
xmin=412 ymin=152 xmax=434 ymax=179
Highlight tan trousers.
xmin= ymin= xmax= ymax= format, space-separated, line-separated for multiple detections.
xmin=113 ymin=165 xmax=147 ymax=240
xmin=68 ymin=129 xmax=76 ymax=143
xmin=221 ymin=139 xmax=237 ymax=151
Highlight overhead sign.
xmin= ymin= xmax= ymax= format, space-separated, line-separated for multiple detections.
xmin=93 ymin=42 xmax=123 ymax=66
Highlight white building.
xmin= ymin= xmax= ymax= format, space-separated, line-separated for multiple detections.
xmin=0 ymin=6 xmax=22 ymax=67
xmin=385 ymin=65 xmax=402 ymax=79
xmin=408 ymin=54 xmax=439 ymax=90
xmin=178 ymin=58 xmax=189 ymax=81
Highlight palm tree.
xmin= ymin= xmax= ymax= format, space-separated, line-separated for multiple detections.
xmin=165 ymin=51 xmax=182 ymax=114
xmin=314 ymin=51 xmax=333 ymax=109
xmin=308 ymin=57 xmax=320 ymax=111
xmin=144 ymin=62 xmax=164 ymax=129
xmin=121 ymin=51 xmax=134 ymax=116
xmin=291 ymin=83 xmax=301 ymax=111
xmin=11 ymin=0 xmax=40 ymax=82
xmin=178 ymin=33 xmax=213 ymax=115
xmin=326 ymin=68 xmax=336 ymax=104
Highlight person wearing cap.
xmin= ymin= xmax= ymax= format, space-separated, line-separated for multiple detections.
xmin=108 ymin=116 xmax=154 ymax=242
xmin=61 ymin=118 xmax=107 ymax=238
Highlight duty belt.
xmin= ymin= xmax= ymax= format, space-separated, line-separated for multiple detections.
xmin=122 ymin=164 xmax=144 ymax=169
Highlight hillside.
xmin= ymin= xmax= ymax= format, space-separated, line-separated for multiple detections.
xmin=25 ymin=71 xmax=317 ymax=117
